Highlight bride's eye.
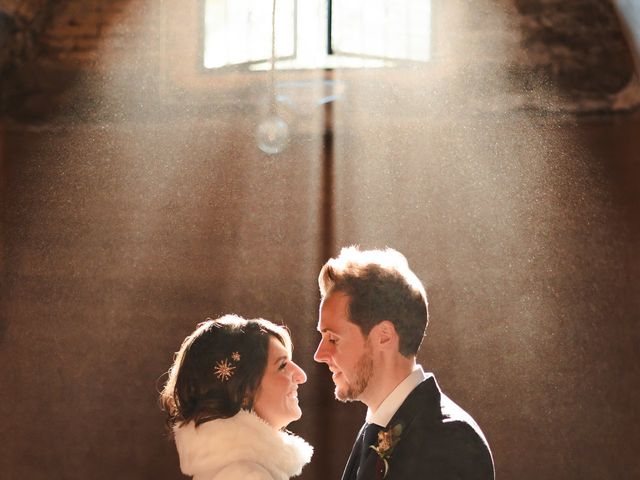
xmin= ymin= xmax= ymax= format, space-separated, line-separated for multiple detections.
xmin=278 ymin=361 xmax=288 ymax=370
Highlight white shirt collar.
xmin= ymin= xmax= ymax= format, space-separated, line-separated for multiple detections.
xmin=366 ymin=364 xmax=428 ymax=427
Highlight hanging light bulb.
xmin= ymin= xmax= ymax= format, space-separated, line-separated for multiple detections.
xmin=256 ymin=115 xmax=289 ymax=154
xmin=256 ymin=0 xmax=289 ymax=155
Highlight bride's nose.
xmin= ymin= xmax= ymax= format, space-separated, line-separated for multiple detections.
xmin=291 ymin=361 xmax=307 ymax=384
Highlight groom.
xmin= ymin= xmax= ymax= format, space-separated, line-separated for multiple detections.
xmin=314 ymin=246 xmax=494 ymax=480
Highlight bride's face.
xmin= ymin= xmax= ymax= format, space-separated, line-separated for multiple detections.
xmin=253 ymin=337 xmax=307 ymax=430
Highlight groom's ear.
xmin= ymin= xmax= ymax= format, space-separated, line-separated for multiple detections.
xmin=372 ymin=320 xmax=399 ymax=351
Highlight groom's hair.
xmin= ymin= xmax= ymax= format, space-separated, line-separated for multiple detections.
xmin=160 ymin=314 xmax=291 ymax=428
xmin=319 ymin=246 xmax=429 ymax=356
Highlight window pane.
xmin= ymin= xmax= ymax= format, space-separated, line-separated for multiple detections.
xmin=204 ymin=0 xmax=296 ymax=69
xmin=332 ymin=0 xmax=431 ymax=62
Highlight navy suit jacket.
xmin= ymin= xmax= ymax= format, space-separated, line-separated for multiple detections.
xmin=342 ymin=375 xmax=494 ymax=480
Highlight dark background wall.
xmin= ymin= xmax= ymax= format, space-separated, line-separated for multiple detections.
xmin=1 ymin=1 xmax=639 ymax=479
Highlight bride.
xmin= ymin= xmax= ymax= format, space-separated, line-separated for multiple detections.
xmin=160 ymin=315 xmax=312 ymax=480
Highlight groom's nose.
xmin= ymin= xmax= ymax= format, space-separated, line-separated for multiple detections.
xmin=313 ymin=339 xmax=328 ymax=364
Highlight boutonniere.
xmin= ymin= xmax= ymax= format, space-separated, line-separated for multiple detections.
xmin=369 ymin=423 xmax=403 ymax=478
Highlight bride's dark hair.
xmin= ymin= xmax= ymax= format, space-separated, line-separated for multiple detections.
xmin=160 ymin=314 xmax=291 ymax=428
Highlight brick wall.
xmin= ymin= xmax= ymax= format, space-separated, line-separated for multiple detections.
xmin=513 ymin=0 xmax=637 ymax=103
xmin=1 ymin=0 xmax=639 ymax=118
xmin=0 ymin=0 xmax=62 ymax=109
xmin=0 ymin=0 xmax=135 ymax=116
xmin=2 ymin=2 xmax=640 ymax=480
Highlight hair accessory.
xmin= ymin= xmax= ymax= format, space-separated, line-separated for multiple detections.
xmin=213 ymin=351 xmax=241 ymax=381
xmin=214 ymin=359 xmax=235 ymax=381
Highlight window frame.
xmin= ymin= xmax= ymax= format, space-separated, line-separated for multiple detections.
xmin=200 ymin=0 xmax=434 ymax=73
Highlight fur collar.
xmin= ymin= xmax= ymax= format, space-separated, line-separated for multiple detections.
xmin=174 ymin=410 xmax=313 ymax=480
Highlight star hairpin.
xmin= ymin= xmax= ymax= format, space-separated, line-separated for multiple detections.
xmin=214 ymin=359 xmax=236 ymax=381
xmin=231 ymin=351 xmax=241 ymax=362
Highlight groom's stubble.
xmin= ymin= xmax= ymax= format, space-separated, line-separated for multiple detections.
xmin=336 ymin=339 xmax=374 ymax=402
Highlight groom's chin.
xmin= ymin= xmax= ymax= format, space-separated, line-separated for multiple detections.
xmin=334 ymin=387 xmax=356 ymax=403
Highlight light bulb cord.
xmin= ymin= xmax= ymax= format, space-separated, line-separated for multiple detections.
xmin=270 ymin=0 xmax=277 ymax=114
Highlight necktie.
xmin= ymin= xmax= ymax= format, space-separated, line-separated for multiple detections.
xmin=358 ymin=423 xmax=383 ymax=473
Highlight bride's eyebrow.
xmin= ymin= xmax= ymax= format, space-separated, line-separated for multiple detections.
xmin=273 ymin=355 xmax=288 ymax=365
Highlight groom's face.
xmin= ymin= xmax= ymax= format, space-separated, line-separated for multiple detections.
xmin=315 ymin=292 xmax=373 ymax=402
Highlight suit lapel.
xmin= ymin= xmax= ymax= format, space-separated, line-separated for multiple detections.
xmin=387 ymin=375 xmax=441 ymax=434
xmin=362 ymin=376 xmax=442 ymax=479
xmin=349 ymin=376 xmax=442 ymax=480
xmin=341 ymin=423 xmax=366 ymax=480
